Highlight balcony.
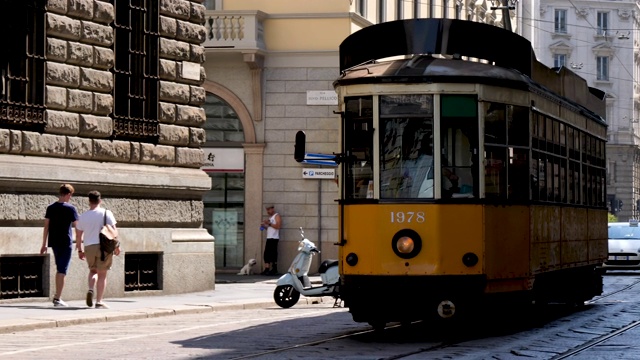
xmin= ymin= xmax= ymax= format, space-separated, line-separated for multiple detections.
xmin=203 ymin=10 xmax=266 ymax=54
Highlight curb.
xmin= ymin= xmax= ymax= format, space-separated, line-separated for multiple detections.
xmin=0 ymin=297 xmax=339 ymax=335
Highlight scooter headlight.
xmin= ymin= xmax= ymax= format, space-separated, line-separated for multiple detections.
xmin=391 ymin=229 xmax=422 ymax=259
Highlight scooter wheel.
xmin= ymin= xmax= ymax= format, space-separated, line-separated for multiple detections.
xmin=274 ymin=285 xmax=300 ymax=308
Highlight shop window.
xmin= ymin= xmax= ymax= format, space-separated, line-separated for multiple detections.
xmin=202 ymin=93 xmax=245 ymax=269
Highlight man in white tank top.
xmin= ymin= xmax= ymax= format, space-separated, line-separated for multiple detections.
xmin=261 ymin=205 xmax=281 ymax=275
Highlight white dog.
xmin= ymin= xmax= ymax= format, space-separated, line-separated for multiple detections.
xmin=237 ymin=258 xmax=257 ymax=275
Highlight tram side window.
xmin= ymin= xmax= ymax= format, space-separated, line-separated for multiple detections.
xmin=531 ymin=111 xmax=605 ymax=206
xmin=508 ymin=105 xmax=529 ymax=147
xmin=531 ymin=151 xmax=543 ymax=201
xmin=344 ymin=97 xmax=374 ymax=199
xmin=484 ymin=104 xmax=506 ymax=145
xmin=579 ymin=134 xmax=606 ymax=207
xmin=485 ymin=146 xmax=507 ymax=199
xmin=379 ymin=94 xmax=434 ymax=199
xmin=509 ymin=148 xmax=530 ymax=200
xmin=483 ymin=103 xmax=529 ymax=200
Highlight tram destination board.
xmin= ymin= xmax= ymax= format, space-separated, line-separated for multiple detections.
xmin=302 ymin=168 xmax=336 ymax=179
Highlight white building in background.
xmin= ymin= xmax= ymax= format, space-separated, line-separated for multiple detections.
xmin=520 ymin=0 xmax=640 ymax=220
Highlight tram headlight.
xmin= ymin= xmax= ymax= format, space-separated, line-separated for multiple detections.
xmin=391 ymin=229 xmax=422 ymax=259
xmin=396 ymin=237 xmax=414 ymax=253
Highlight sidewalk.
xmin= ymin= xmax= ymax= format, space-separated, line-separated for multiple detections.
xmin=0 ymin=273 xmax=333 ymax=334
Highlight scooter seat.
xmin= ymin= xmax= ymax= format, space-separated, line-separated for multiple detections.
xmin=318 ymin=259 xmax=338 ymax=274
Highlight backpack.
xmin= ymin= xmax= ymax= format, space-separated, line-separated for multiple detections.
xmin=99 ymin=210 xmax=119 ymax=261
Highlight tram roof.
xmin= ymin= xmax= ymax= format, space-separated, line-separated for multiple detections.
xmin=337 ymin=19 xmax=606 ymax=122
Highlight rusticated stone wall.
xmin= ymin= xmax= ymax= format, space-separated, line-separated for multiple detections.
xmin=0 ymin=0 xmax=215 ymax=300
xmin=19 ymin=0 xmax=208 ymax=168
xmin=0 ymin=194 xmax=204 ymax=227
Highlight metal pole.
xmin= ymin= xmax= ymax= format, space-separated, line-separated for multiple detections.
xmin=491 ymin=0 xmax=514 ymax=32
xmin=502 ymin=0 xmax=512 ymax=32
xmin=317 ymin=179 xmax=322 ymax=264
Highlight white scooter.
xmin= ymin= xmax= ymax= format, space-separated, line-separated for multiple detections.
xmin=273 ymin=227 xmax=340 ymax=308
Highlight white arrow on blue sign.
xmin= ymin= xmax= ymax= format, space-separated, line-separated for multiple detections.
xmin=302 ymin=168 xmax=336 ymax=179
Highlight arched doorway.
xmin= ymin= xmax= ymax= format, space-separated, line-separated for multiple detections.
xmin=202 ymin=92 xmax=246 ymax=268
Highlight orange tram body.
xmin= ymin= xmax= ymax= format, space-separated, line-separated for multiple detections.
xmin=330 ymin=19 xmax=608 ymax=327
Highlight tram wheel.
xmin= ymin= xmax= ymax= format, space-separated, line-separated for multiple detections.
xmin=368 ymin=320 xmax=386 ymax=332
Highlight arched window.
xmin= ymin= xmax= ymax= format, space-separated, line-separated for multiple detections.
xmin=203 ymin=93 xmax=245 ymax=144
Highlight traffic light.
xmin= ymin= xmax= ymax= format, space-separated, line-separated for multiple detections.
xmin=608 ymin=196 xmax=621 ymax=214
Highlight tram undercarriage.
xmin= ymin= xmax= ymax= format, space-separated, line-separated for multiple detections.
xmin=342 ymin=266 xmax=603 ymax=325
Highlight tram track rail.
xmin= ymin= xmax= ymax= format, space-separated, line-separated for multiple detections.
xmin=585 ymin=278 xmax=640 ymax=305
xmin=230 ymin=278 xmax=640 ymax=360
xmin=227 ymin=327 xmax=378 ymax=360
xmin=550 ymin=319 xmax=640 ymax=359
xmin=547 ymin=277 xmax=640 ymax=359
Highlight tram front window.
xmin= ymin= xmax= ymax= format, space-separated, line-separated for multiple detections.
xmin=380 ymin=95 xmax=435 ymax=199
xmin=344 ymin=97 xmax=374 ymax=199
xmin=440 ymin=95 xmax=479 ymax=199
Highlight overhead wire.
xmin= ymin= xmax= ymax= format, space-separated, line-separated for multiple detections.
xmin=367 ymin=0 xmax=638 ymax=107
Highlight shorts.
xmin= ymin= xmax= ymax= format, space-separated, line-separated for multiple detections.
xmin=52 ymin=246 xmax=73 ymax=275
xmin=84 ymin=244 xmax=113 ymax=271
xmin=264 ymin=238 xmax=279 ymax=263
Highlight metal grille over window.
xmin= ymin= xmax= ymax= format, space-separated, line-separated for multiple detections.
xmin=0 ymin=0 xmax=46 ymax=132
xmin=0 ymin=257 xmax=45 ymax=300
xmin=124 ymin=253 xmax=160 ymax=291
xmin=112 ymin=0 xmax=160 ymax=142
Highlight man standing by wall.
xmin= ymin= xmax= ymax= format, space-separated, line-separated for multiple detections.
xmin=40 ymin=184 xmax=79 ymax=307
xmin=261 ymin=205 xmax=281 ymax=275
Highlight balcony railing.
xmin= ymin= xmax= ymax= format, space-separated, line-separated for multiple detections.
xmin=203 ymin=10 xmax=266 ymax=52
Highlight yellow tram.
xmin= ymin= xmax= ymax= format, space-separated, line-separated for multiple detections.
xmin=296 ymin=19 xmax=608 ymax=326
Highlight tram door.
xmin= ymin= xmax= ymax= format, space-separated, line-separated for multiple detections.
xmin=440 ymin=95 xmax=479 ymax=199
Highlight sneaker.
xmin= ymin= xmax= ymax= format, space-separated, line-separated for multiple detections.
xmin=53 ymin=298 xmax=68 ymax=307
xmin=95 ymin=302 xmax=109 ymax=309
xmin=86 ymin=290 xmax=94 ymax=307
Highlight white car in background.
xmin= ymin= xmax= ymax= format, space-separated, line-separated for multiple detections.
xmin=603 ymin=220 xmax=640 ymax=270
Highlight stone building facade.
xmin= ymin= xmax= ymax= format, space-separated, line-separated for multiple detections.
xmin=0 ymin=0 xmax=213 ymax=302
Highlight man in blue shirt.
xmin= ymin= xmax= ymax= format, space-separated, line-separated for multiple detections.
xmin=40 ymin=184 xmax=79 ymax=307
